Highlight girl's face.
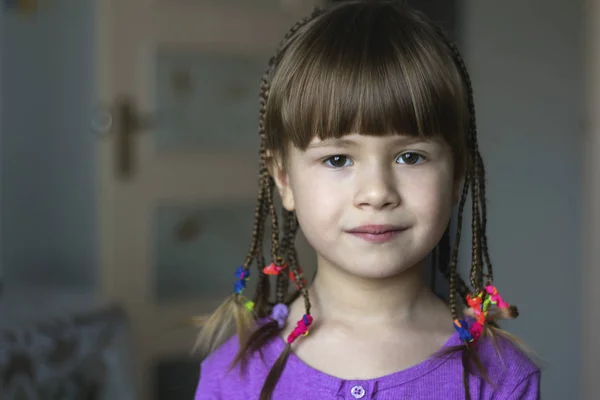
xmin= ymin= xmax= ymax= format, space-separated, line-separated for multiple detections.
xmin=272 ymin=133 xmax=461 ymax=279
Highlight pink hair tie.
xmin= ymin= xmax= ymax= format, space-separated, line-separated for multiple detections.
xmin=485 ymin=285 xmax=510 ymax=309
xmin=287 ymin=314 xmax=313 ymax=344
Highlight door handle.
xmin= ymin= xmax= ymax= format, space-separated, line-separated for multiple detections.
xmin=92 ymin=96 xmax=155 ymax=180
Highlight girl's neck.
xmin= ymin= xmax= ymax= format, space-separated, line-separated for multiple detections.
xmin=283 ymin=257 xmax=455 ymax=381
xmin=306 ymin=257 xmax=443 ymax=329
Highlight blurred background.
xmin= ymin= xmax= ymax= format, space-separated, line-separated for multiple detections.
xmin=0 ymin=0 xmax=597 ymax=399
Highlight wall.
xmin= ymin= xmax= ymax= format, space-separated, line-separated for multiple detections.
xmin=1 ymin=0 xmax=96 ymax=286
xmin=0 ymin=5 xmax=4 ymax=283
xmin=583 ymin=1 xmax=600 ymax=398
xmin=459 ymin=1 xmax=583 ymax=398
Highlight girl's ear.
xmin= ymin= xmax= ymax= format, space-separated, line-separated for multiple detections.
xmin=266 ymin=151 xmax=296 ymax=211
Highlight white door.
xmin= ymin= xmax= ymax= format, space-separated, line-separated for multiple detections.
xmin=93 ymin=1 xmax=320 ymax=398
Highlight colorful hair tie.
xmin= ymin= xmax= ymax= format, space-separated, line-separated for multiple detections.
xmin=263 ymin=262 xmax=287 ymax=275
xmin=244 ymin=300 xmax=255 ymax=312
xmin=464 ymin=291 xmax=487 ymax=343
xmin=466 ymin=292 xmax=488 ymax=326
xmin=485 ymin=285 xmax=509 ymax=309
xmin=233 ymin=266 xmax=254 ymax=312
xmin=453 ymin=319 xmax=473 ymax=343
xmin=287 ymin=314 xmax=313 ymax=344
xmin=289 ymin=267 xmax=307 ymax=289
xmin=457 ymin=285 xmax=512 ymax=344
xmin=469 ymin=321 xmax=484 ymax=342
xmin=270 ymin=303 xmax=289 ymax=328
xmin=234 ymin=266 xmax=250 ymax=295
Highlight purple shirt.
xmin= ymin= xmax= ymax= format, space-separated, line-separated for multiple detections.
xmin=195 ymin=331 xmax=540 ymax=399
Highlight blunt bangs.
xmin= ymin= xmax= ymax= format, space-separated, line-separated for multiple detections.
xmin=265 ymin=1 xmax=468 ymax=164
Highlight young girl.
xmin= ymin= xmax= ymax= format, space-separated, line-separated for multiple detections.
xmin=194 ymin=1 xmax=540 ymax=399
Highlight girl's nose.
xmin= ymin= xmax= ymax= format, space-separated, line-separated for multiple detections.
xmin=353 ymin=165 xmax=401 ymax=210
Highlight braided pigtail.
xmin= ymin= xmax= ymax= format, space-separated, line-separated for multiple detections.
xmin=252 ymin=47 xmax=277 ymax=318
xmin=256 ymin=9 xmax=325 ymax=400
xmin=227 ymin=8 xmax=325 ymax=393
xmin=193 ymin=217 xmax=263 ymax=360
xmin=444 ymin=35 xmax=519 ymax=321
xmin=253 ymin=200 xmax=271 ymax=319
xmin=260 ymin=261 xmax=312 ymax=400
xmin=229 ymin=64 xmax=285 ymax=371
xmin=233 ymin=181 xmax=285 ymax=373
xmin=193 ymin=161 xmax=268 ymax=359
xmin=448 ymin=172 xmax=471 ymax=322
xmin=476 ymin=151 xmax=493 ymax=283
xmin=424 ymin=18 xmax=519 ymax=399
xmin=233 ymin=209 xmax=300 ymax=371
xmin=193 ymin=20 xmax=280 ymax=360
xmin=283 ymin=211 xmax=306 ymax=301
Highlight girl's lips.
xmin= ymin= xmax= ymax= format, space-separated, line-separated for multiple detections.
xmin=347 ymin=224 xmax=404 ymax=234
xmin=346 ymin=225 xmax=407 ymax=243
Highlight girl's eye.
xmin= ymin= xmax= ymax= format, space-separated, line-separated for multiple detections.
xmin=324 ymin=155 xmax=352 ymax=168
xmin=397 ymin=152 xmax=425 ymax=165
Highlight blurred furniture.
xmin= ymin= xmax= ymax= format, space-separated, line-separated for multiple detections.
xmin=0 ymin=284 xmax=135 ymax=400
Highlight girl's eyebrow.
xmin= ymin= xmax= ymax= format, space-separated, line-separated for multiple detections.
xmin=307 ymin=138 xmax=358 ymax=149
xmin=307 ymin=135 xmax=432 ymax=150
xmin=389 ymin=135 xmax=433 ymax=145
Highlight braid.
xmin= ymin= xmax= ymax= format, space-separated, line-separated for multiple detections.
xmin=283 ymin=211 xmax=299 ymax=272
xmin=243 ymin=161 xmax=268 ymax=269
xmin=221 ymin=9 xmax=325 ymax=399
xmin=262 ymin=5 xmax=323 ymax=314
xmin=470 ymin=174 xmax=483 ymax=291
xmin=250 ymin=60 xmax=278 ymax=317
xmin=467 ymin=96 xmax=484 ymax=293
xmin=193 ymin=76 xmax=273 ymax=357
xmin=448 ymin=174 xmax=471 ymax=319
xmin=289 ymin=261 xmax=311 ymax=317
xmin=275 ymin=210 xmax=295 ymax=304
xmin=255 ymin=10 xmax=325 ymax=400
xmin=442 ymin=38 xmax=485 ymax=294
xmin=253 ymin=200 xmax=271 ymax=318
xmin=284 ymin=214 xmax=304 ymax=306
xmin=243 ymin=51 xmax=275 ymax=270
xmin=283 ymin=211 xmax=309 ymax=310
xmin=275 ymin=7 xmax=324 ymax=54
xmin=431 ymin=21 xmax=520 ymax=400
xmin=477 ymin=151 xmax=494 ymax=283
xmin=257 ymin=4 xmax=325 ymax=266
xmin=258 ymin=9 xmax=325 ymax=275
xmin=266 ymin=178 xmax=283 ymax=266
xmin=431 ymin=23 xmax=488 ymax=295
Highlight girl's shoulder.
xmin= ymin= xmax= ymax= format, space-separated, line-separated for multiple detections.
xmin=200 ymin=327 xmax=283 ymax=370
xmin=200 ymin=334 xmax=242 ymax=372
xmin=476 ymin=332 xmax=539 ymax=374
xmin=196 ymin=333 xmax=282 ymax=399
xmin=473 ymin=333 xmax=541 ymax=397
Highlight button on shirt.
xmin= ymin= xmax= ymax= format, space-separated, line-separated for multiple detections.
xmin=336 ymin=382 xmax=375 ymax=399
xmin=350 ymin=384 xmax=366 ymax=398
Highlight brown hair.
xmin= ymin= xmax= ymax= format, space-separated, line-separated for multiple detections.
xmin=194 ymin=1 xmax=520 ymax=399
